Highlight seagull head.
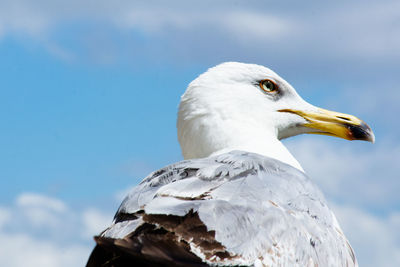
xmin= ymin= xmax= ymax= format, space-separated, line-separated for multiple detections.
xmin=177 ymin=62 xmax=374 ymax=170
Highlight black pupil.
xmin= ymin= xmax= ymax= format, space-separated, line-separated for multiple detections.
xmin=265 ymin=81 xmax=274 ymax=90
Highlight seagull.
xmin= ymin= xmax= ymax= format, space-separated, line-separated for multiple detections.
xmin=87 ymin=62 xmax=374 ymax=267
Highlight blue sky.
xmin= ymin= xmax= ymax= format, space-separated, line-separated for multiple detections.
xmin=0 ymin=0 xmax=399 ymax=266
xmin=0 ymin=40 xmax=193 ymax=204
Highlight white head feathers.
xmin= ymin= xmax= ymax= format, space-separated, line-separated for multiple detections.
xmin=177 ymin=62 xmax=374 ymax=171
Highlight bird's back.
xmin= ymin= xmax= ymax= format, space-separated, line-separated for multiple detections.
xmin=87 ymin=151 xmax=356 ymax=267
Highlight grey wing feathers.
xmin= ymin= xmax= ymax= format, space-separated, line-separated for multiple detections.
xmin=87 ymin=151 xmax=357 ymax=267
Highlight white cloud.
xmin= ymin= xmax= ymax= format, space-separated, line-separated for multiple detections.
xmin=0 ymin=232 xmax=90 ymax=267
xmin=332 ymin=204 xmax=400 ymax=267
xmin=117 ymin=7 xmax=194 ymax=33
xmin=338 ymin=81 xmax=400 ymax=129
xmin=0 ymin=207 xmax=11 ymax=228
xmin=221 ymin=11 xmax=292 ymax=42
xmin=1 ymin=0 xmax=398 ymax=67
xmin=331 ymin=1 xmax=400 ymax=58
xmin=285 ymin=137 xmax=400 ymax=211
xmin=0 ymin=1 xmax=51 ymax=37
xmin=0 ymin=192 xmax=113 ymax=267
xmin=0 ymin=1 xmax=292 ymax=41
xmin=81 ymin=208 xmax=112 ymax=239
xmin=2 ymin=186 xmax=399 ymax=267
xmin=16 ymin=193 xmax=68 ymax=229
xmin=17 ymin=192 xmax=67 ymax=212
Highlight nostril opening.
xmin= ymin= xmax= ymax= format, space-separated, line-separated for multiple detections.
xmin=337 ymin=116 xmax=350 ymax=121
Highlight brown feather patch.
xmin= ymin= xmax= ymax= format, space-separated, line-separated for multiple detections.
xmin=87 ymin=210 xmax=239 ymax=266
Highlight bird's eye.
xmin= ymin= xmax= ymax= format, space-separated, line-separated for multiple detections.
xmin=260 ymin=79 xmax=278 ymax=93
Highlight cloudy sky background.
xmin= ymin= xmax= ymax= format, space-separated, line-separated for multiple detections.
xmin=0 ymin=0 xmax=399 ymax=266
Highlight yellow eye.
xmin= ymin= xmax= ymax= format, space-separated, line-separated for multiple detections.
xmin=260 ymin=79 xmax=278 ymax=93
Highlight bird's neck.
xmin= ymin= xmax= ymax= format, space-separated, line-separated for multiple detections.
xmin=209 ymin=138 xmax=304 ymax=172
xmin=178 ymin=116 xmax=304 ymax=172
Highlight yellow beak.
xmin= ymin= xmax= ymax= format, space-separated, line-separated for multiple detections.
xmin=279 ymin=108 xmax=375 ymax=142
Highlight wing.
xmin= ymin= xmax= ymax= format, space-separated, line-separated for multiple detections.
xmin=87 ymin=151 xmax=357 ymax=267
